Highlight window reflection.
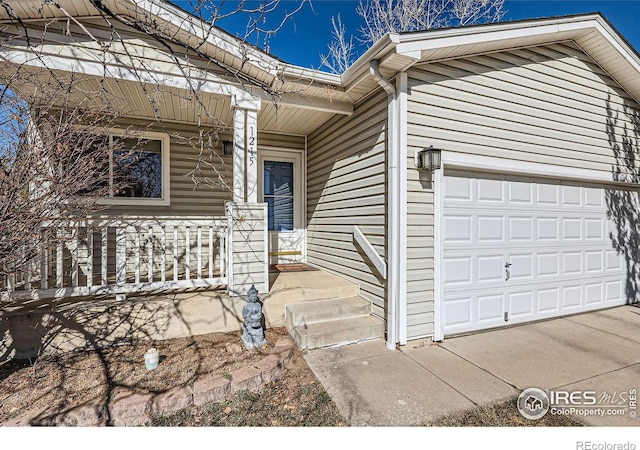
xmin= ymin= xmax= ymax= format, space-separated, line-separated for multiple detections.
xmin=113 ymin=138 xmax=162 ymax=198
xmin=264 ymin=161 xmax=294 ymax=231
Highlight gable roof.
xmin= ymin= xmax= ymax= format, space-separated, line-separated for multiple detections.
xmin=344 ymin=13 xmax=640 ymax=104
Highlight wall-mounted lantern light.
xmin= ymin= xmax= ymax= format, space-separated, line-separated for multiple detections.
xmin=415 ymin=146 xmax=442 ymax=171
xmin=223 ymin=140 xmax=234 ymax=156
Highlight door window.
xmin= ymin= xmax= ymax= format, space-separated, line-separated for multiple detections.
xmin=264 ymin=160 xmax=294 ymax=231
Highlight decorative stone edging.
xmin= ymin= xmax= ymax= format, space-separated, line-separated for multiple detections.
xmin=5 ymin=336 xmax=295 ymax=427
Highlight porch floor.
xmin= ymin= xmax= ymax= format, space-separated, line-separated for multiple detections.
xmin=267 ymin=269 xmax=359 ymax=300
xmin=131 ymin=268 xmax=363 ymax=339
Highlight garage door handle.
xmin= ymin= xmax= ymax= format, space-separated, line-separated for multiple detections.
xmin=505 ymin=262 xmax=512 ymax=281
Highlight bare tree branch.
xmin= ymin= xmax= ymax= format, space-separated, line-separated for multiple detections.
xmin=321 ymin=0 xmax=506 ymax=73
xmin=0 ymin=0 xmax=308 ymax=303
xmin=320 ymin=14 xmax=355 ymax=74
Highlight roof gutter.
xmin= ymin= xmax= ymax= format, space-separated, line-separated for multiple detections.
xmin=370 ymin=59 xmax=403 ymax=350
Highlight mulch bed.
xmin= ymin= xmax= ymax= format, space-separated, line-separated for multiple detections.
xmin=0 ymin=328 xmax=288 ymax=425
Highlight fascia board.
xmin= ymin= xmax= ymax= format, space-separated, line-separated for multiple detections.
xmin=126 ymin=1 xmax=344 ymax=93
xmin=341 ymin=35 xmax=400 ymax=91
xmin=0 ymin=47 xmax=258 ymax=101
xmin=130 ymin=0 xmax=280 ymax=68
xmin=590 ymin=19 xmax=640 ymax=76
xmin=395 ymin=18 xmax=599 ymax=54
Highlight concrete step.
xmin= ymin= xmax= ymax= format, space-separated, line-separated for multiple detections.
xmin=264 ymin=271 xmax=360 ymax=306
xmin=290 ymin=315 xmax=384 ymax=350
xmin=285 ymin=296 xmax=372 ymax=331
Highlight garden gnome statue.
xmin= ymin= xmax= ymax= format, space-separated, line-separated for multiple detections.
xmin=241 ymin=285 xmax=265 ymax=350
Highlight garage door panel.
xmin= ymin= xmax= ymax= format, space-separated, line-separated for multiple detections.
xmin=477 ymin=293 xmax=504 ymax=323
xmin=562 ymin=218 xmax=582 ymax=239
xmin=585 ymin=218 xmax=604 ymax=240
xmin=562 ymin=251 xmax=582 ymax=275
xmin=538 ymin=253 xmax=560 ymax=277
xmin=585 ymin=251 xmax=604 ymax=273
xmin=508 ymin=254 xmax=533 ymax=280
xmin=509 ymin=216 xmax=533 ymax=241
xmin=508 ymin=291 xmax=534 ymax=319
xmin=605 ymin=280 xmax=623 ymax=303
xmin=585 ymin=187 xmax=604 ymax=208
xmin=537 ymin=184 xmax=559 ymax=205
xmin=442 ymin=172 xmax=634 ymax=336
xmin=477 ymin=255 xmax=503 ymax=282
xmin=444 ymin=215 xmax=472 ymax=242
xmin=444 ymin=296 xmax=473 ymax=327
xmin=561 ymin=185 xmax=581 ymax=206
xmin=537 ymin=217 xmax=559 ymax=240
xmin=444 ymin=176 xmax=472 ymax=201
xmin=478 ymin=215 xmax=504 ymax=241
xmin=444 ymin=257 xmax=472 ymax=285
xmin=477 ymin=178 xmax=503 ymax=203
xmin=509 ymin=181 xmax=533 ymax=204
xmin=562 ymin=285 xmax=582 ymax=308
xmin=585 ymin=282 xmax=604 ymax=305
xmin=606 ymin=251 xmax=623 ymax=271
xmin=537 ymin=288 xmax=560 ymax=313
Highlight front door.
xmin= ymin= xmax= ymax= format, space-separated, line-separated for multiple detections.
xmin=258 ymin=150 xmax=304 ymax=265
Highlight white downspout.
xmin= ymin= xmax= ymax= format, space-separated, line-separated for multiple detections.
xmin=396 ymin=72 xmax=408 ymax=346
xmin=370 ymin=60 xmax=399 ymax=351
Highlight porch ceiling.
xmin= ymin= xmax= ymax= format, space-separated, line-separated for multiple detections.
xmin=5 ymin=64 xmax=332 ymax=136
xmin=0 ymin=0 xmax=353 ymax=123
xmin=98 ymin=77 xmax=336 ymax=135
xmin=0 ymin=0 xmax=102 ymax=19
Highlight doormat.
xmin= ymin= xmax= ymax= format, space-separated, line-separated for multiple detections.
xmin=269 ymin=264 xmax=319 ymax=273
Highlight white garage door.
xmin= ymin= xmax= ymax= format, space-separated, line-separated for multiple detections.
xmin=442 ymin=171 xmax=631 ymax=336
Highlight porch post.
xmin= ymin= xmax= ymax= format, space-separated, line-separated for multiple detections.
xmin=246 ymin=110 xmax=258 ymax=202
xmin=232 ymin=108 xmax=245 ymax=202
xmin=231 ymin=97 xmax=261 ymax=203
xmin=229 ymin=97 xmax=265 ymax=295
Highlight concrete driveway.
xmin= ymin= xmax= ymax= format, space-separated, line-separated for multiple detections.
xmin=304 ymin=305 xmax=640 ymax=426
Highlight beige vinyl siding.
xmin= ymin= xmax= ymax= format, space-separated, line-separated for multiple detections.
xmin=307 ymin=90 xmax=388 ymax=318
xmin=405 ymin=170 xmax=435 ymax=339
xmin=228 ymin=203 xmax=268 ymax=295
xmin=258 ymin=132 xmax=305 ymax=151
xmin=107 ymin=122 xmax=304 ymax=217
xmin=107 ymin=122 xmax=232 ymax=217
xmin=408 ymin=42 xmax=640 ymax=172
xmin=406 ymin=41 xmax=640 ymax=339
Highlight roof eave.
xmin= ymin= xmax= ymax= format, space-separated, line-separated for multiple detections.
xmin=343 ymin=13 xmax=640 ymax=106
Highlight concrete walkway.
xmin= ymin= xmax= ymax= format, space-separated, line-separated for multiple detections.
xmin=304 ymin=305 xmax=640 ymax=426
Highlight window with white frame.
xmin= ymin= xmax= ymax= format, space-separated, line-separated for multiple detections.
xmin=101 ymin=131 xmax=170 ymax=205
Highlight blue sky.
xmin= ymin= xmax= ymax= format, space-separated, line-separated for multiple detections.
xmin=173 ymin=1 xmax=640 ymax=70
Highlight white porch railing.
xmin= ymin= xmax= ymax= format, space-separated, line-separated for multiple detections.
xmin=2 ymin=216 xmax=228 ymax=300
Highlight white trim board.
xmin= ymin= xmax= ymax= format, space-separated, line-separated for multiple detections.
xmin=442 ymin=152 xmax=640 ymax=189
xmin=97 ymin=129 xmax=171 ymax=207
xmin=432 ymin=152 xmax=640 ymax=342
xmin=433 ymin=167 xmax=444 ymax=342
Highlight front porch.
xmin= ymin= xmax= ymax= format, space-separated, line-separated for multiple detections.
xmin=0 ymin=259 xmax=382 ymax=360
